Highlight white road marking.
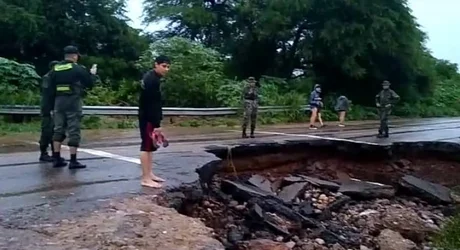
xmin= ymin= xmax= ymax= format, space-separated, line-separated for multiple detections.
xmin=24 ymin=141 xmax=141 ymax=164
xmin=229 ymin=130 xmax=380 ymax=145
xmin=78 ymin=148 xmax=140 ymax=164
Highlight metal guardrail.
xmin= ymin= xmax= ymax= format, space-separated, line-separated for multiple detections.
xmin=0 ymin=105 xmax=310 ymax=116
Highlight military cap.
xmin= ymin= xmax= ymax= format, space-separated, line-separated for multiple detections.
xmin=248 ymin=77 xmax=256 ymax=82
xmin=63 ymin=45 xmax=80 ymax=55
xmin=382 ymin=80 xmax=391 ymax=86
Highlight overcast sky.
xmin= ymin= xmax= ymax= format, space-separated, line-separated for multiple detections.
xmin=126 ymin=0 xmax=460 ymax=66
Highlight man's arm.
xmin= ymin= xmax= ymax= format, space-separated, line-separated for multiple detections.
xmin=390 ymin=90 xmax=400 ymax=104
xmin=142 ymin=73 xmax=162 ymax=128
xmin=241 ymin=84 xmax=248 ymax=100
xmin=47 ymin=70 xmax=57 ymax=106
xmin=77 ymin=65 xmax=96 ymax=91
xmin=375 ymin=93 xmax=381 ymax=107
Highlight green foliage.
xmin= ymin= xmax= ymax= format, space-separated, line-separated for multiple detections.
xmin=434 ymin=213 xmax=460 ymax=249
xmin=0 ymin=0 xmax=149 ymax=79
xmin=2 ymin=0 xmax=460 ymax=132
xmin=137 ymin=36 xmax=228 ymax=107
xmin=142 ymin=0 xmax=439 ymax=106
xmin=216 ymin=79 xmax=244 ymax=107
xmin=0 ymin=57 xmax=41 ymax=105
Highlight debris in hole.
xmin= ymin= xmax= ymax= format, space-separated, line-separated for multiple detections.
xmin=158 ymin=140 xmax=460 ymax=249
xmin=399 ymin=175 xmax=453 ymax=204
xmin=157 ymin=175 xmax=454 ymax=249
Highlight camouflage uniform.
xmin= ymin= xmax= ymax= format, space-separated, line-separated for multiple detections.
xmin=38 ymin=61 xmax=60 ymax=162
xmin=375 ymin=80 xmax=400 ymax=138
xmin=49 ymin=45 xmax=97 ymax=169
xmin=242 ymin=77 xmax=259 ymax=138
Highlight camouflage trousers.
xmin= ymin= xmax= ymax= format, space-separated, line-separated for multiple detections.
xmin=39 ymin=115 xmax=54 ymax=153
xmin=242 ymin=100 xmax=258 ymax=129
xmin=53 ymin=111 xmax=82 ymax=147
xmin=378 ymin=108 xmax=391 ymax=135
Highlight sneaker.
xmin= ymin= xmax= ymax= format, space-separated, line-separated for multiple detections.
xmin=309 ymin=125 xmax=317 ymax=130
xmin=338 ymin=124 xmax=345 ymax=127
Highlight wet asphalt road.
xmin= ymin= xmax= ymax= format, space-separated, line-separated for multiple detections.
xmin=1 ymin=117 xmax=460 ymax=226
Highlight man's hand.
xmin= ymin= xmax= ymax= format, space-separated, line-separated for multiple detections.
xmin=376 ymin=103 xmax=381 ymax=107
xmin=90 ymin=64 xmax=97 ymax=75
xmin=385 ymin=104 xmax=391 ymax=108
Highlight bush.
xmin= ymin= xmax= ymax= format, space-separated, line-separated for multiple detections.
xmin=0 ymin=57 xmax=41 ymax=105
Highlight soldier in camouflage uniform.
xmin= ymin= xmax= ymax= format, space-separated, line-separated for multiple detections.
xmin=375 ymin=80 xmax=400 ymax=138
xmin=39 ymin=60 xmax=60 ymax=162
xmin=241 ymin=77 xmax=259 ymax=138
xmin=49 ymin=45 xmax=98 ymax=169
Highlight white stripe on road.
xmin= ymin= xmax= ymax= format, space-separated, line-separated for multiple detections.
xmin=229 ymin=130 xmax=380 ymax=145
xmin=78 ymin=148 xmax=140 ymax=164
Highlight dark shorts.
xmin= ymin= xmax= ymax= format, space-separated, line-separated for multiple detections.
xmin=310 ymin=105 xmax=321 ymax=113
xmin=139 ymin=119 xmax=157 ymax=152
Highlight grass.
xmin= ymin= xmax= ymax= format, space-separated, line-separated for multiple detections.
xmin=433 ymin=213 xmax=460 ymax=249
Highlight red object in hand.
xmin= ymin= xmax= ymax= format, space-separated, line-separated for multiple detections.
xmin=151 ymin=129 xmax=169 ymax=148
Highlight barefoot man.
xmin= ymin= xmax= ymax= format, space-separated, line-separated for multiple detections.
xmin=138 ymin=55 xmax=170 ymax=188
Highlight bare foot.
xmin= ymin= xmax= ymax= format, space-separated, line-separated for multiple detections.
xmin=151 ymin=174 xmax=165 ymax=182
xmin=141 ymin=179 xmax=162 ymax=188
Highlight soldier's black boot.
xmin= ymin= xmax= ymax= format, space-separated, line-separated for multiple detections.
xmin=250 ymin=126 xmax=255 ymax=138
xmin=242 ymin=127 xmax=248 ymax=138
xmin=52 ymin=152 xmax=67 ymax=168
xmin=383 ymin=127 xmax=389 ymax=138
xmin=69 ymin=154 xmax=86 ymax=169
xmin=39 ymin=152 xmax=54 ymax=162
xmin=50 ymin=143 xmax=66 ymax=162
xmin=376 ymin=128 xmax=384 ymax=138
xmin=39 ymin=143 xmax=53 ymax=162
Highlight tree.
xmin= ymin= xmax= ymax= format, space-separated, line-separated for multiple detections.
xmin=0 ymin=0 xmax=149 ymax=80
xmin=142 ymin=0 xmax=437 ymax=105
xmin=137 ymin=36 xmax=228 ymax=107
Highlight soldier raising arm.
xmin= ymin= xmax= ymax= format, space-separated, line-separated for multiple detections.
xmin=49 ymin=45 xmax=98 ymax=169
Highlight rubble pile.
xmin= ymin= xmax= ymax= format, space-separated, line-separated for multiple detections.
xmin=155 ymin=139 xmax=460 ymax=250
xmin=158 ymin=172 xmax=458 ymax=250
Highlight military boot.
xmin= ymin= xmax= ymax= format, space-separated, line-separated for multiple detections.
xmin=69 ymin=161 xmax=86 ymax=169
xmin=383 ymin=128 xmax=389 ymax=138
xmin=376 ymin=129 xmax=384 ymax=138
xmin=39 ymin=152 xmax=54 ymax=162
xmin=242 ymin=127 xmax=248 ymax=138
xmin=250 ymin=125 xmax=255 ymax=138
xmin=53 ymin=157 xmax=67 ymax=168
xmin=39 ymin=143 xmax=54 ymax=162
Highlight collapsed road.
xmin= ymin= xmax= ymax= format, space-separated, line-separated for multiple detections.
xmin=162 ymin=138 xmax=460 ymax=250
xmin=0 ymin=118 xmax=460 ymax=249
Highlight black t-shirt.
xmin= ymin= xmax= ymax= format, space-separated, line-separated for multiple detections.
xmin=138 ymin=70 xmax=163 ymax=127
